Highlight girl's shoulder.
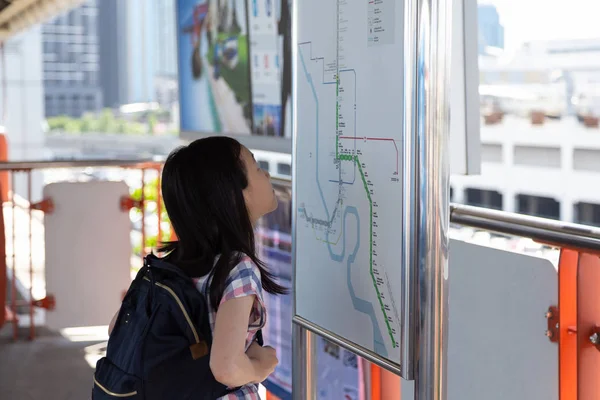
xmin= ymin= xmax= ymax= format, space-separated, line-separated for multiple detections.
xmin=194 ymin=253 xmax=260 ymax=288
xmin=230 ymin=253 xmax=260 ymax=275
xmin=201 ymin=253 xmax=261 ymax=279
xmin=224 ymin=254 xmax=262 ymax=289
xmin=220 ymin=254 xmax=264 ymax=306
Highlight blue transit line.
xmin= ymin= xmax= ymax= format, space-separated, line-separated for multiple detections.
xmin=299 ymin=45 xmax=341 ymax=256
xmin=344 ymin=206 xmax=387 ymax=356
xmin=299 ymin=45 xmax=332 ymax=226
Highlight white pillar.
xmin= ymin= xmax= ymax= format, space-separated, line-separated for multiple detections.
xmin=504 ymin=191 xmax=516 ymax=213
xmin=560 ymin=198 xmax=574 ymax=223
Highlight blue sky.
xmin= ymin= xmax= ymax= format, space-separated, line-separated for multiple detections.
xmin=484 ymin=0 xmax=600 ymax=51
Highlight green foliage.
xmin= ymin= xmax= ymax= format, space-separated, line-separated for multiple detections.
xmin=130 ymin=177 xmax=171 ymax=256
xmin=79 ymin=114 xmax=98 ymax=132
xmin=131 ymin=177 xmax=169 ymax=224
xmin=97 ymin=109 xmax=117 ymax=132
xmin=47 ymin=116 xmax=73 ymax=131
xmin=132 ymin=231 xmax=172 ymax=256
xmin=46 ymin=108 xmax=166 ymax=135
xmin=131 ymin=177 xmax=159 ymax=202
xmin=148 ymin=113 xmax=158 ymax=134
xmin=64 ymin=119 xmax=82 ymax=134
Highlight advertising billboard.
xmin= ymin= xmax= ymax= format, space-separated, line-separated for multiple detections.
xmin=247 ymin=0 xmax=292 ymax=139
xmin=176 ymin=0 xmax=292 ymax=152
xmin=177 ymin=0 xmax=253 ymax=135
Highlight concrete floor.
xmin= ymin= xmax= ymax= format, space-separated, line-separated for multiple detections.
xmin=0 ymin=326 xmax=101 ymax=400
xmin=0 ymin=325 xmax=268 ymax=400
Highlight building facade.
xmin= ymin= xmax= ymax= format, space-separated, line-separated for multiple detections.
xmin=98 ymin=0 xmax=177 ymax=108
xmin=478 ymin=4 xmax=504 ymax=54
xmin=42 ymin=0 xmax=102 ymax=117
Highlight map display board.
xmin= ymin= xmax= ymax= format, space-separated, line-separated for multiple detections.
xmin=294 ymin=0 xmax=405 ymax=365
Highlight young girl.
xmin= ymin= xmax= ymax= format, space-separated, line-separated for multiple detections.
xmin=110 ymin=136 xmax=285 ymax=398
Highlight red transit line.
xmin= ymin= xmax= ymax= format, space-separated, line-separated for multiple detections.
xmin=338 ymin=136 xmax=399 ymax=174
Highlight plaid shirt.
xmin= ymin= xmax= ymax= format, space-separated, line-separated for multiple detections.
xmin=195 ymin=255 xmax=266 ymax=400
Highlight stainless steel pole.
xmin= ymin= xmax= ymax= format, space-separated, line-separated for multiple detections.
xmin=413 ymin=0 xmax=452 ymax=398
xmin=292 ymin=323 xmax=317 ymax=400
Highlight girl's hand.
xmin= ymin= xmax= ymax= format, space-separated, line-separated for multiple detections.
xmin=246 ymin=341 xmax=278 ymax=382
xmin=245 ymin=340 xmax=263 ymax=359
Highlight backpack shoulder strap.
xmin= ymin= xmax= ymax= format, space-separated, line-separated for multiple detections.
xmin=144 ymin=253 xmax=193 ymax=283
xmin=255 ymin=329 xmax=264 ymax=346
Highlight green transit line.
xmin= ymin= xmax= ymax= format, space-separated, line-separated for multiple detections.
xmin=335 ymin=75 xmax=341 ymax=159
xmin=337 ymin=150 xmax=396 ymax=348
xmin=333 ymin=42 xmax=396 ymax=347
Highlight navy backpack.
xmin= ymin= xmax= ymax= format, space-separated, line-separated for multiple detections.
xmin=92 ymin=254 xmax=259 ymax=399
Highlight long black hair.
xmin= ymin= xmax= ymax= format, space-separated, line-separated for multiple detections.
xmin=160 ymin=136 xmax=287 ymax=309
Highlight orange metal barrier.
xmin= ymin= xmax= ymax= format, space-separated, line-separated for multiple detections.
xmin=557 ymin=248 xmax=600 ymax=400
xmin=370 ymin=363 xmax=381 ymax=399
xmin=2 ymin=169 xmax=56 ymax=341
xmin=0 ymin=179 xmax=5 ymax=330
xmin=0 ymin=160 xmax=164 ymax=341
xmin=0 ymin=135 xmax=8 ymax=329
xmin=0 ymin=134 xmax=9 ymax=202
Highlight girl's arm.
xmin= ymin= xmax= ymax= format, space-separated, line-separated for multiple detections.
xmin=210 ymin=295 xmax=277 ymax=387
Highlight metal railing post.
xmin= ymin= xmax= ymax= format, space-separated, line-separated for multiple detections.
xmin=292 ymin=323 xmax=317 ymax=400
xmin=412 ymin=0 xmax=452 ymax=398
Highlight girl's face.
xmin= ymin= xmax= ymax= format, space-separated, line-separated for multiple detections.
xmin=241 ymin=146 xmax=277 ymax=223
